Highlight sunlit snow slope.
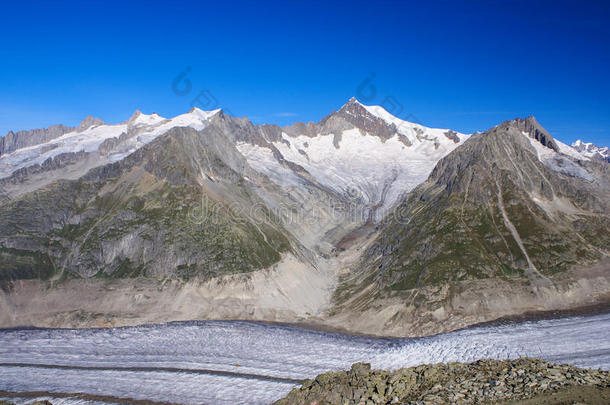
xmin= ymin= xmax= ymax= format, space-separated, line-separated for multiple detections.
xmin=237 ymin=99 xmax=470 ymax=220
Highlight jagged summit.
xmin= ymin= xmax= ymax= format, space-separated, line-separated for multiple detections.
xmin=339 ymin=96 xmax=364 ymax=109
xmin=572 ymin=139 xmax=610 ymax=162
xmin=498 ymin=115 xmax=558 ymax=151
xmin=124 ymin=110 xmax=166 ymax=126
xmin=0 ymin=123 xmax=74 ymax=157
xmin=77 ymin=115 xmax=105 ymax=131
xmin=126 ymin=109 xmax=143 ymax=123
xmin=0 ymin=107 xmax=222 ymax=180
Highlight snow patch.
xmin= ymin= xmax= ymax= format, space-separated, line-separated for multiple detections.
xmin=236 ymin=102 xmax=470 ymax=221
xmin=359 ymin=101 xmax=469 ymax=146
xmin=522 ymin=132 xmax=593 ymax=181
xmin=258 ymin=126 xmax=468 ymax=220
xmin=236 ymin=142 xmax=304 ymax=188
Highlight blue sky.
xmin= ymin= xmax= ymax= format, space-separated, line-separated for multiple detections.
xmin=1 ymin=0 xmax=609 ymax=145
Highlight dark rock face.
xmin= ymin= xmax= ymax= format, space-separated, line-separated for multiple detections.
xmin=0 ymin=151 xmax=89 ymax=185
xmin=328 ymin=97 xmax=397 ymax=141
xmin=1 ymin=124 xmax=74 ymax=156
xmin=278 ymin=98 xmax=400 ymax=143
xmin=0 ymin=115 xmax=102 ymax=157
xmin=275 ymin=359 xmax=610 ymax=405
xmin=76 ymin=116 xmax=104 ymax=131
xmin=444 ymin=130 xmax=460 ymax=143
xmin=509 ymin=116 xmax=558 ymax=151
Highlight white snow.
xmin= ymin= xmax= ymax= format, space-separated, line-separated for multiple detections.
xmin=236 ymin=142 xmax=304 ymax=188
xmin=360 ymin=101 xmax=467 ymax=146
xmin=522 ymin=132 xmax=594 ymax=181
xmin=554 ymin=138 xmax=591 ymax=161
xmin=238 ymin=101 xmax=469 ymax=221
xmin=0 ymin=108 xmax=221 ymax=179
xmin=572 ymin=139 xmax=609 ymax=160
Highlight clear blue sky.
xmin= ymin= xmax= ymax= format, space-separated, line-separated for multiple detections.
xmin=1 ymin=0 xmax=609 ymax=145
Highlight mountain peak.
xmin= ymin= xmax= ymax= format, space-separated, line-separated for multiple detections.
xmin=126 ymin=110 xmax=143 ymax=123
xmin=573 ymin=139 xmax=585 ymax=148
xmin=571 ymin=139 xmax=610 ymax=162
xmin=77 ymin=115 xmax=105 ymax=131
xmin=336 ymin=96 xmax=364 ymax=112
xmin=188 ymin=106 xmax=223 ymax=117
xmin=506 ymin=116 xmax=557 ymax=152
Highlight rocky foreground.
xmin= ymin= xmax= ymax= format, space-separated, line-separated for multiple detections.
xmin=274 ymin=358 xmax=610 ymax=405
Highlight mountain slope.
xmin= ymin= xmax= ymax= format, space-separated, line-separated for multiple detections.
xmin=372 ymin=117 xmax=607 ymax=287
xmin=0 ymin=123 xmax=291 ymax=280
xmin=0 ymin=124 xmax=76 ymax=156
xmin=327 ymin=116 xmax=609 ymax=336
xmin=0 ymin=102 xmax=608 ymax=335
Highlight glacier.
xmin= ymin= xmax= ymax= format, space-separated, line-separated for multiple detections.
xmin=0 ymin=312 xmax=608 ymax=405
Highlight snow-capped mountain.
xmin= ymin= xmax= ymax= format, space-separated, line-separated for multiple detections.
xmin=0 ymin=98 xmax=469 ymax=222
xmin=571 ymin=139 xmax=610 ymax=162
xmin=0 ymin=98 xmax=608 ymax=337
xmin=238 ymin=98 xmax=470 ymax=220
xmin=0 ymin=107 xmax=220 ymax=180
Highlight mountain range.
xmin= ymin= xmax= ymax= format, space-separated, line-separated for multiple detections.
xmin=0 ymin=98 xmax=608 ymax=336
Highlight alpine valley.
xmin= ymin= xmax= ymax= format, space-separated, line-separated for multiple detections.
xmin=0 ymin=98 xmax=608 ymax=337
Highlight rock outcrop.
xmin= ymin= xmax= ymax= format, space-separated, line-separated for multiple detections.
xmin=76 ymin=116 xmax=104 ymax=131
xmin=1 ymin=124 xmax=74 ymax=156
xmin=275 ymin=359 xmax=610 ymax=405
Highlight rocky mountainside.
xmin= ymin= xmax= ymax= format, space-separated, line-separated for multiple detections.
xmin=0 ymin=99 xmax=468 ymax=280
xmin=0 ymin=114 xmax=294 ymax=280
xmin=0 ymin=100 xmax=608 ymax=335
xmin=364 ymin=116 xmax=607 ymax=286
xmin=327 ymin=116 xmax=609 ymax=336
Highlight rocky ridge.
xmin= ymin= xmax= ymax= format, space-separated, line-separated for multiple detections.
xmin=0 ymin=125 xmax=74 ymax=156
xmin=275 ymin=358 xmax=610 ymax=405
